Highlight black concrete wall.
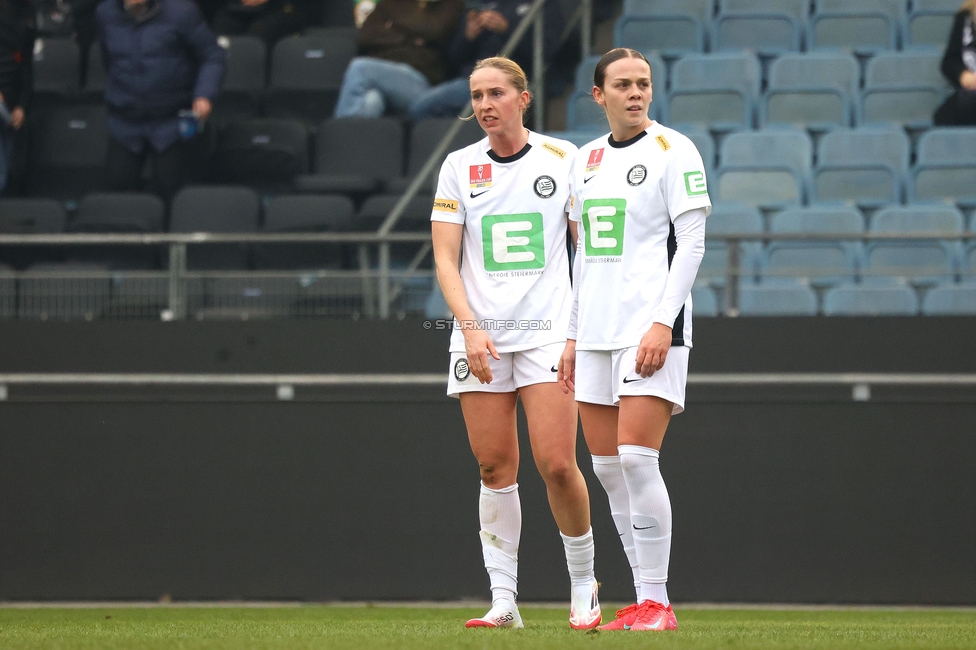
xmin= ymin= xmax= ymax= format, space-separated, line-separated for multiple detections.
xmin=1 ymin=318 xmax=974 ymax=603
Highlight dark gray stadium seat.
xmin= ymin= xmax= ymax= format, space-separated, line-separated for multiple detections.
xmin=82 ymin=42 xmax=105 ymax=102
xmin=355 ymin=194 xmax=434 ymax=268
xmin=294 ymin=117 xmax=404 ymax=195
xmin=264 ymin=34 xmax=356 ymax=127
xmin=67 ymin=193 xmax=167 ymax=269
xmin=212 ymin=36 xmax=266 ymax=124
xmin=385 ymin=118 xmax=485 ymax=194
xmin=32 ymin=38 xmax=81 ymax=103
xmin=170 ymin=186 xmax=261 ymax=269
xmin=27 ymin=105 xmax=107 ymax=201
xmin=19 ymin=262 xmax=111 ymax=321
xmin=211 ymin=119 xmax=309 ymax=190
xmin=0 ymin=198 xmax=67 ymax=269
xmin=253 ymin=194 xmax=355 ymax=270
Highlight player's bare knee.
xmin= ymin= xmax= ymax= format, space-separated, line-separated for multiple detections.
xmin=479 ymin=462 xmax=514 ymax=487
xmin=538 ymin=457 xmax=577 ymax=487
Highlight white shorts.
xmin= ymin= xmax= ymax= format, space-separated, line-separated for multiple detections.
xmin=447 ymin=341 xmax=565 ymax=398
xmin=575 ymin=345 xmax=689 ymax=414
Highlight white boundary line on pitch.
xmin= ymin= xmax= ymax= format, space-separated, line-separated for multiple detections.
xmin=3 ymin=601 xmax=976 ymax=611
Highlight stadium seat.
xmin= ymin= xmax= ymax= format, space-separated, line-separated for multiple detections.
xmin=813 ymin=126 xmax=910 ymax=207
xmin=566 ymin=93 xmax=610 ymax=132
xmin=674 ymin=126 xmax=715 ymax=174
xmin=0 ymin=198 xmax=67 ymax=269
xmin=170 ymin=186 xmax=261 ymax=269
xmin=295 ymin=117 xmax=404 ymax=196
xmin=738 ymin=278 xmax=819 ymax=316
xmin=81 ymin=42 xmax=105 ymax=102
xmin=386 ymin=118 xmax=485 ymax=194
xmin=864 ymin=203 xmax=964 ymax=285
xmin=32 ymin=38 xmax=81 ymax=103
xmin=264 ymin=34 xmax=356 ymax=127
xmin=211 ymin=36 xmax=266 ymax=124
xmin=667 ymin=52 xmax=761 ymax=132
xmin=822 ymin=280 xmax=920 ymax=315
xmin=691 ymin=283 xmax=719 ymax=317
xmin=572 ymin=52 xmax=667 ymax=96
xmin=253 ymin=194 xmax=355 ymax=270
xmin=355 ymin=194 xmax=434 ymax=233
xmin=0 ymin=263 xmax=13 ymax=318
xmin=809 ymin=0 xmax=900 ymax=54
xmin=760 ymin=52 xmax=859 ymax=132
xmin=712 ymin=0 xmax=806 ymax=55
xmin=904 ymin=9 xmax=957 ymax=49
xmin=716 ymin=128 xmax=812 ymax=208
xmin=210 ymin=119 xmax=309 ymax=190
xmin=18 ymin=262 xmax=111 ymax=321
xmin=921 ymin=281 xmax=976 ymax=315
xmin=761 ymin=204 xmax=864 ymax=287
xmin=66 ymin=193 xmax=167 ymax=269
xmin=199 ymin=276 xmax=303 ymax=319
xmin=860 ymin=51 xmax=949 ymax=128
xmin=699 ymin=201 xmax=764 ymax=287
xmin=615 ymin=0 xmax=709 ymax=56
xmin=27 ymin=105 xmax=108 ymax=201
xmin=910 ymin=127 xmax=976 ymax=208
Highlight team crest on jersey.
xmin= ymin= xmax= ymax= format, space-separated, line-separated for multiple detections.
xmin=534 ymin=175 xmax=556 ymax=198
xmin=627 ymin=165 xmax=647 ymax=186
xmin=585 ymin=148 xmax=604 ymax=173
xmin=454 ymin=358 xmax=471 ymax=381
xmin=470 ymin=164 xmax=492 ymax=189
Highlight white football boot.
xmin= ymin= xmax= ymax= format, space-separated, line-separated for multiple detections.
xmin=569 ymin=578 xmax=602 ymax=630
xmin=465 ymin=600 xmax=524 ymax=628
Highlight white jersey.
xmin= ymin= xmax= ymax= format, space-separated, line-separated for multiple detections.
xmin=569 ymin=122 xmax=711 ymax=350
xmin=431 ymin=130 xmax=577 ymax=353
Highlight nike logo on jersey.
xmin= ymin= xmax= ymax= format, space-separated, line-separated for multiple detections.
xmin=470 ymin=189 xmax=490 ymax=198
xmin=622 ymin=376 xmax=642 ymax=384
xmin=583 ymin=175 xmax=596 ymax=183
xmin=550 ymin=365 xmax=558 ymax=372
xmin=633 ymin=524 xmax=657 ymax=530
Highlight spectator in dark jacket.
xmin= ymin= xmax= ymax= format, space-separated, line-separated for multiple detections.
xmin=97 ymin=0 xmax=224 ymax=200
xmin=210 ymin=0 xmax=318 ymax=46
xmin=0 ymin=0 xmax=32 ymax=195
xmin=333 ymin=0 xmax=463 ymax=119
xmin=409 ymin=0 xmax=564 ymax=121
xmin=934 ymin=0 xmax=976 ymax=126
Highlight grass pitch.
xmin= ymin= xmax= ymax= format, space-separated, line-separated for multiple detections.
xmin=1 ymin=605 xmax=975 ymax=649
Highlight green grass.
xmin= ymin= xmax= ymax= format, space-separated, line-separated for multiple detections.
xmin=1 ymin=605 xmax=975 ymax=649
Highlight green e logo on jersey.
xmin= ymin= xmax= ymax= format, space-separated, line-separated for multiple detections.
xmin=684 ymin=171 xmax=708 ymax=196
xmin=482 ymin=213 xmax=545 ymax=271
xmin=583 ymin=198 xmax=626 ymax=257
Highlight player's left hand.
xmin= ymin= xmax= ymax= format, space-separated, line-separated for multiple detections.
xmin=635 ymin=323 xmax=671 ymax=377
xmin=557 ymin=339 xmax=576 ymax=394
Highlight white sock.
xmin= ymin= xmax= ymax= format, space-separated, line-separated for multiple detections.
xmin=619 ymin=445 xmax=671 ymax=607
xmin=591 ymin=455 xmax=641 ymax=601
xmin=560 ymin=527 xmax=595 ymax=586
xmin=479 ymin=482 xmax=520 ymax=605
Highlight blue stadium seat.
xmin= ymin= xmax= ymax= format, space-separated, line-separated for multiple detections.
xmin=813 ymin=126 xmax=910 ymax=207
xmin=865 ymin=203 xmax=964 ymax=285
xmin=738 ymin=279 xmax=819 ymax=316
xmin=614 ymin=0 xmax=705 ymax=57
xmin=921 ymin=281 xmax=976 ymax=315
xmin=761 ymin=204 xmax=864 ymax=287
xmin=674 ymin=126 xmax=715 ymax=174
xmin=809 ymin=0 xmax=900 ymax=54
xmin=700 ymin=202 xmax=764 ymax=287
xmin=566 ymin=93 xmax=610 ymax=131
xmin=572 ymin=52 xmax=667 ymax=94
xmin=860 ymin=51 xmax=949 ymax=128
xmin=712 ymin=0 xmax=806 ymax=55
xmin=716 ymin=128 xmax=812 ymax=208
xmin=822 ymin=280 xmax=920 ymax=315
xmin=667 ymin=52 xmax=761 ymax=132
xmin=904 ymin=10 xmax=956 ymax=49
xmin=910 ymin=128 xmax=976 ymax=208
xmin=760 ymin=52 xmax=859 ymax=132
xmin=691 ymin=283 xmax=720 ymax=317
xmin=623 ymin=0 xmax=714 ymax=21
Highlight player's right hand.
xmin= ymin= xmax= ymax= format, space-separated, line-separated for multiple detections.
xmin=463 ymin=327 xmax=499 ymax=384
xmin=558 ymin=340 xmax=576 ymax=394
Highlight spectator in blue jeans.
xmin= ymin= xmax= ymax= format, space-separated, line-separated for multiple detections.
xmin=0 ymin=0 xmax=33 ymax=195
xmin=334 ymin=0 xmax=463 ymax=119
xmin=408 ymin=1 xmax=563 ymax=122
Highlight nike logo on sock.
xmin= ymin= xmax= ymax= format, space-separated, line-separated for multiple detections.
xmin=633 ymin=524 xmax=657 ymax=530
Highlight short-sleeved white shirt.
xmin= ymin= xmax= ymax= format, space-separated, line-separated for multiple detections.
xmin=431 ymin=130 xmax=577 ymax=353
xmin=569 ymin=122 xmax=711 ymax=350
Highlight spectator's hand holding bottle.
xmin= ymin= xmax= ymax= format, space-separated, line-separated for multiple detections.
xmin=192 ymin=97 xmax=212 ymax=121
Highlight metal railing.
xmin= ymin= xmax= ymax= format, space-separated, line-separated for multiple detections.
xmin=1 ymin=230 xmax=973 ymax=321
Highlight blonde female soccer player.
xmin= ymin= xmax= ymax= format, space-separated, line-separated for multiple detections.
xmin=559 ymin=47 xmax=711 ymax=632
xmin=430 ymin=56 xmax=601 ymax=630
